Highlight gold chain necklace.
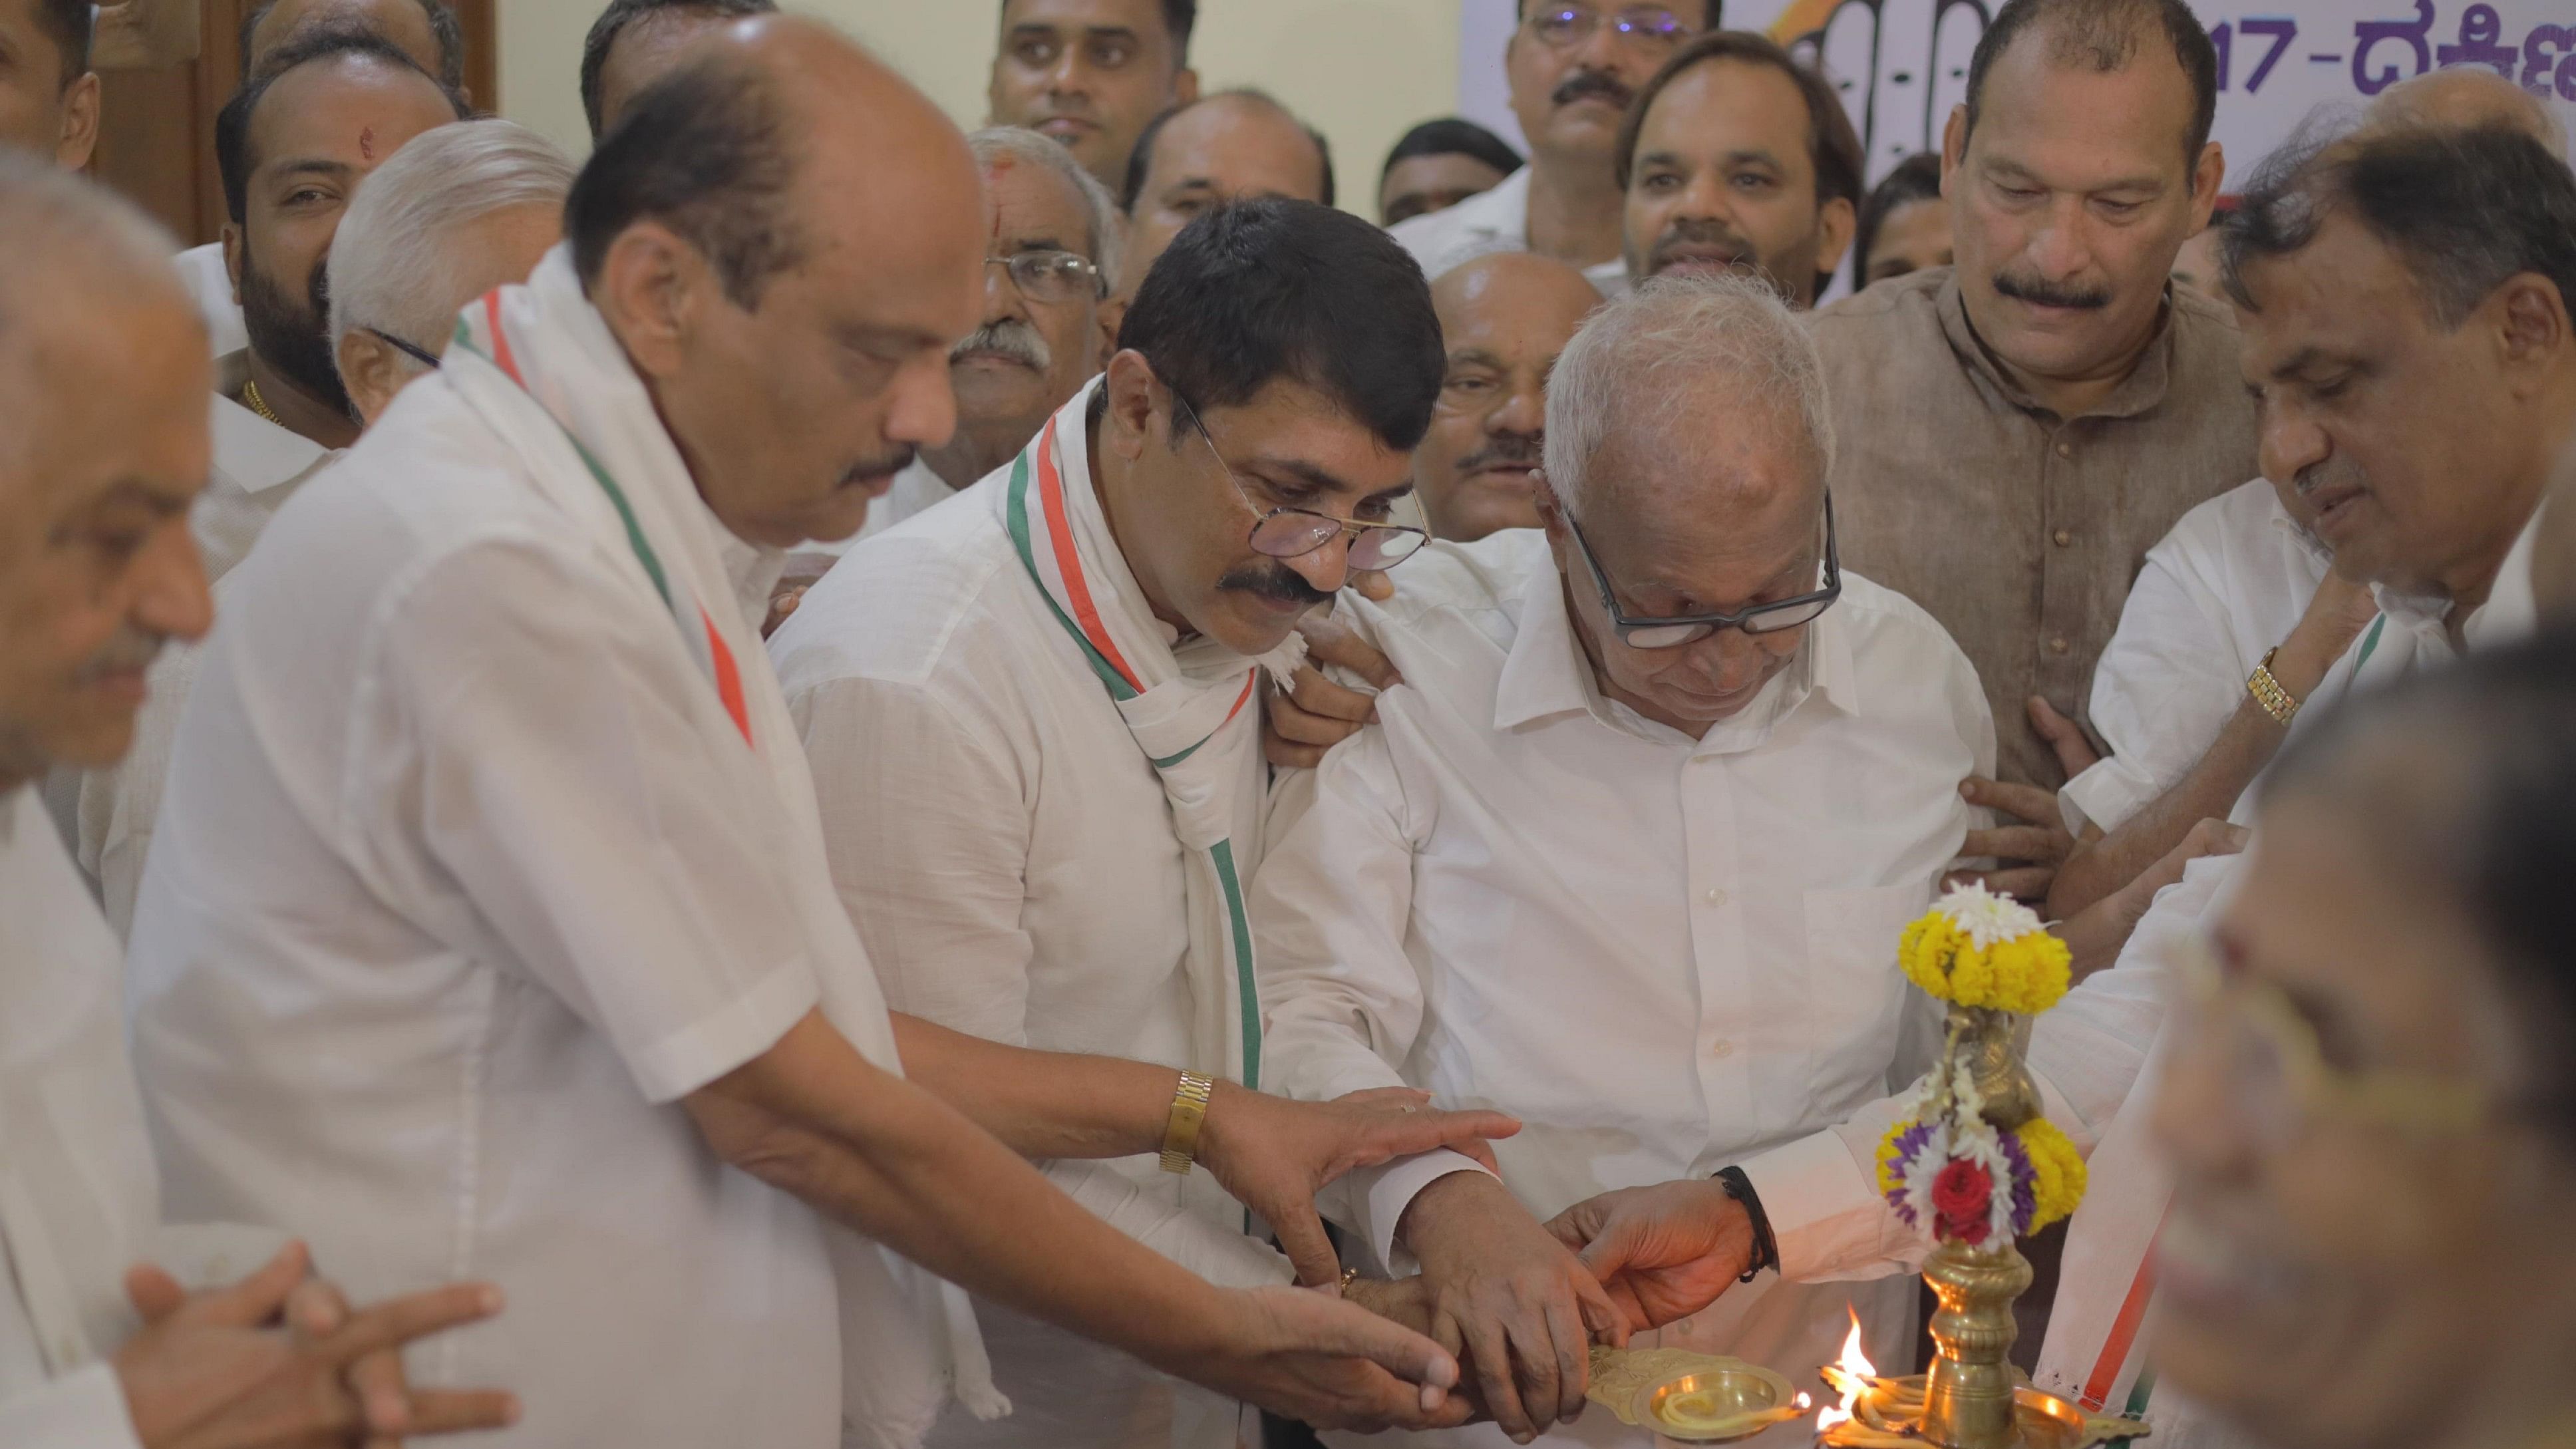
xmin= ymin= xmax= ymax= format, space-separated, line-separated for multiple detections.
xmin=240 ymin=377 xmax=284 ymax=426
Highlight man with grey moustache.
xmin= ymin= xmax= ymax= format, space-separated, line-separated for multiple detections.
xmin=773 ymin=122 xmax=1116 ymax=618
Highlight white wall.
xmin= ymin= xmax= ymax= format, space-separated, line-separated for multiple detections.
xmin=498 ymin=0 xmax=1468 ymax=218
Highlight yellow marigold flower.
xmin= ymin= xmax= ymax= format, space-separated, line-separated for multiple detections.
xmin=1875 ymin=1121 xmax=1909 ymax=1198
xmin=2016 ymin=1118 xmax=2088 ymax=1233
xmin=1898 ymin=905 xmax=2071 ymax=1013
xmin=1987 ymin=933 xmax=2073 ymax=1014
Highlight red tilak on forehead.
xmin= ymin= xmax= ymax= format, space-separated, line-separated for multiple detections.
xmin=359 ymin=126 xmax=376 ymax=160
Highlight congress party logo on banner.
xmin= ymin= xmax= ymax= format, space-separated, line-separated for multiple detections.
xmin=1731 ymin=0 xmax=2576 ymax=190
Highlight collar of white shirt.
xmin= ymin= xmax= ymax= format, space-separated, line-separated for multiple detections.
xmin=2369 ymin=499 xmax=2544 ymax=651
xmin=1490 ymin=538 xmax=1859 ymax=750
xmin=210 ymin=350 xmax=331 ymax=498
xmin=1387 ymin=166 xmax=1631 ymax=296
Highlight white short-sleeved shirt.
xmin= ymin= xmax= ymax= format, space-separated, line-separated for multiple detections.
xmin=173 ymin=242 xmax=247 ymax=358
xmin=2060 ymin=479 xmax=2331 ymax=837
xmin=124 ymin=372 xmax=842 ymax=1448
xmin=770 ymin=468 xmax=1291 ymax=1449
xmin=1386 ymin=168 xmax=1629 ymax=297
xmin=1255 ymin=532 xmax=1994 ymax=1448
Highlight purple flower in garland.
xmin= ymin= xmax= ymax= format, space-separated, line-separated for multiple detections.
xmin=1999 ymin=1128 xmax=2039 ymax=1237
xmin=1878 ymin=1121 xmax=1938 ymax=1227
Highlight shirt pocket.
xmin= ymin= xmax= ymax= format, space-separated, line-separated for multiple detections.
xmin=1800 ymin=884 xmax=1925 ymax=1084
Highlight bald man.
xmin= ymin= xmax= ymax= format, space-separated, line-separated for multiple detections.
xmin=1101 ymin=88 xmax=1331 ymax=357
xmin=0 ymin=150 xmax=516 ymax=1449
xmin=1414 ymin=253 xmax=1601 ymax=541
xmin=580 ymin=0 xmax=777 ymax=139
xmin=2367 ymin=65 xmax=2569 ymax=158
xmin=126 ymin=20 xmax=1489 ymax=1448
xmin=173 ymin=0 xmax=463 ymax=355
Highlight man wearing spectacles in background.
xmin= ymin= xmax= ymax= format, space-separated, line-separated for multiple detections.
xmin=769 ymin=198 xmax=1462 ymax=1449
xmin=1388 ymin=1 xmax=1715 ymax=301
xmin=1255 ymin=275 xmax=1994 ymax=1449
xmin=770 ymin=124 xmax=1121 ymax=617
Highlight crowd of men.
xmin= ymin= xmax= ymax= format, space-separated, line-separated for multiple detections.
xmin=3 ymin=1 xmax=2574 ymax=1449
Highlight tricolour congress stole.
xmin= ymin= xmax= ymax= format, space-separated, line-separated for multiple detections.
xmin=999 ymin=386 xmax=1303 ymax=1090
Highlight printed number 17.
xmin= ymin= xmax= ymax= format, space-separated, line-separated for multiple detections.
xmin=2211 ymin=17 xmax=2298 ymax=92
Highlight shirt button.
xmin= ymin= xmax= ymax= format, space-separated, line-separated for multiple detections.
xmin=2054 ymin=441 xmax=2073 ymax=459
xmin=2052 ymin=528 xmax=2072 ymax=547
xmin=1704 ymin=888 xmax=1728 ymax=907
xmin=2048 ymin=636 xmax=2072 ymax=655
xmin=1710 ymin=1039 xmax=1735 ymax=1058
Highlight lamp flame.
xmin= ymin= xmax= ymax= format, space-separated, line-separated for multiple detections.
xmin=1814 ymin=1308 xmax=1875 ymax=1432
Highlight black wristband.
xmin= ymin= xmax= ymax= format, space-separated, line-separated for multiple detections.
xmin=1714 ymin=1166 xmax=1780 ymax=1283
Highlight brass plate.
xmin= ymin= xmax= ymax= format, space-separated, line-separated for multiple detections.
xmin=1587 ymin=1347 xmax=1800 ymax=1438
xmin=1635 ymin=1362 xmax=1799 ymax=1442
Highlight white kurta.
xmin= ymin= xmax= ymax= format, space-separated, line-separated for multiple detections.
xmin=123 ymin=367 xmax=844 ymax=1447
xmin=0 ymin=789 xmax=281 ymax=1448
xmin=1253 ymin=532 xmax=1993 ymax=1449
xmin=0 ymin=787 xmax=153 ymax=1449
xmin=172 ymin=242 xmax=247 ymax=358
xmin=768 ymin=444 xmax=1291 ymax=1449
xmin=1386 ymin=168 xmax=1629 ymax=297
xmin=2060 ymin=478 xmax=2331 ymax=837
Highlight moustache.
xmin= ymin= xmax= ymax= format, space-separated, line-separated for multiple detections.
xmin=72 ymin=625 xmax=166 ymax=683
xmin=1551 ymin=68 xmax=1634 ymax=110
xmin=1648 ymin=219 xmax=1754 ymax=273
xmin=838 ymin=444 xmax=919 ymax=492
xmin=951 ymin=318 xmax=1052 ymax=371
xmin=1457 ymin=433 xmax=1543 ymax=474
xmin=1991 ymin=267 xmax=2113 ymax=311
xmin=1217 ymin=558 xmax=1332 ymax=611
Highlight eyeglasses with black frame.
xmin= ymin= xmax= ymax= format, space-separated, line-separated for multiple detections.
xmin=985 ymin=249 xmax=1105 ymax=303
xmin=1526 ymin=4 xmax=1692 ymax=53
xmin=1566 ymin=493 xmax=1840 ymax=649
xmin=1166 ymin=387 xmax=1430 ymax=573
xmin=364 ymin=325 xmax=444 ymax=371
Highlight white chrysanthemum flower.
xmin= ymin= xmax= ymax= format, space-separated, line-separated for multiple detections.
xmin=1934 ymin=880 xmax=2046 ymax=951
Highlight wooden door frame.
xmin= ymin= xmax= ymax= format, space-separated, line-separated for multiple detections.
xmin=92 ymin=0 xmax=500 ymax=249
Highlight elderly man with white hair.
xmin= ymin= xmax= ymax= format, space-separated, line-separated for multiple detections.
xmin=61 ymin=116 xmax=569 ymax=939
xmin=327 ymin=117 xmax=574 ymax=426
xmin=1253 ymin=274 xmax=1995 ymax=1448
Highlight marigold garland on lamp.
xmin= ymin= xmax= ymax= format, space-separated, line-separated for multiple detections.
xmin=1818 ymin=884 xmax=2145 ymax=1449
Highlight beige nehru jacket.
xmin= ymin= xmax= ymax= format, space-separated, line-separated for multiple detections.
xmin=1811 ymin=267 xmax=2259 ymax=788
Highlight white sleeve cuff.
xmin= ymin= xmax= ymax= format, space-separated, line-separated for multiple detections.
xmin=0 ymin=1362 xmax=148 ymax=1449
xmin=2060 ymin=758 xmax=2154 ymax=839
xmin=1735 ymin=1128 xmax=1916 ymax=1285
xmin=625 ymin=958 xmax=820 ymax=1104
xmin=1339 ymin=1150 xmax=1494 ymax=1275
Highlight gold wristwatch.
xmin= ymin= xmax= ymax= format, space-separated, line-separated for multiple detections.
xmin=2248 ymin=647 xmax=2300 ymax=726
xmin=1159 ymin=1070 xmax=1216 ymax=1174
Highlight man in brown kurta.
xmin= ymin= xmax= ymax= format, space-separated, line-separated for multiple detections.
xmin=1815 ymin=0 xmax=2257 ymax=811
xmin=1817 ymin=268 xmax=2256 ymax=792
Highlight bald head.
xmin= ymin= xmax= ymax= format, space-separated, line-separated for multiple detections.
xmin=1413 ymin=253 xmax=1601 ymax=540
xmin=0 ymin=156 xmax=214 ymax=783
xmin=2367 ymin=67 xmax=2567 ymax=158
xmin=1111 ymin=89 xmax=1331 ymax=303
xmin=569 ymin=15 xmax=982 ymax=550
xmin=0 ymin=154 xmax=195 ymax=430
xmin=244 ymin=0 xmax=460 ymax=88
